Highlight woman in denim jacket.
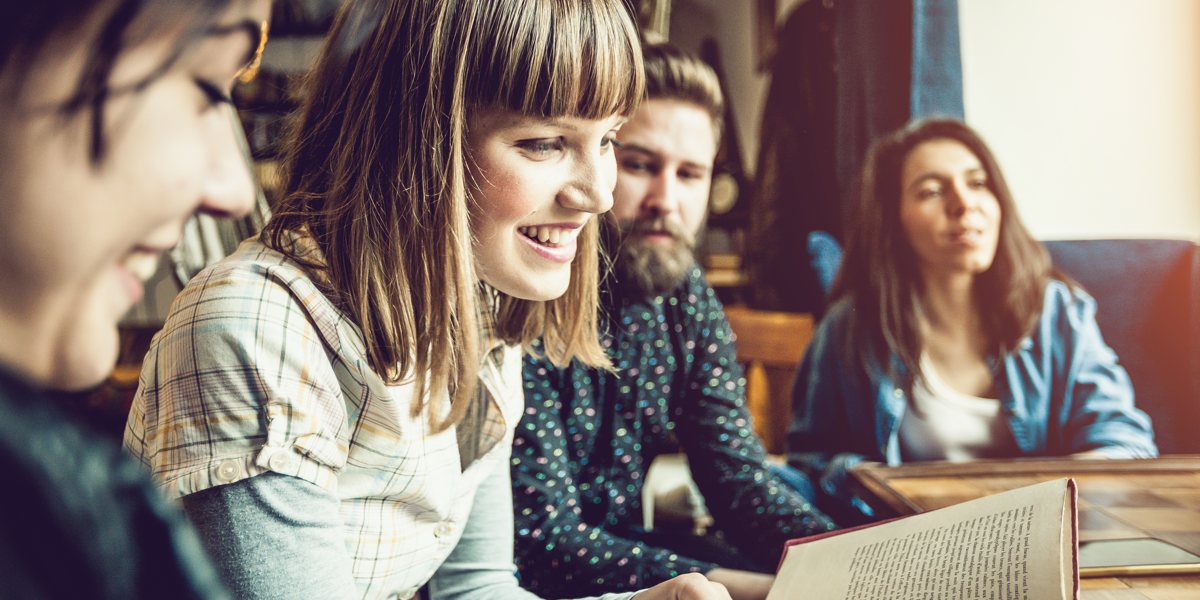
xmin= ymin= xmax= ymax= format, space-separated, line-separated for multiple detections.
xmin=787 ymin=119 xmax=1157 ymax=522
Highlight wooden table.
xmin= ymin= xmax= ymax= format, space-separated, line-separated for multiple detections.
xmin=850 ymin=455 xmax=1200 ymax=599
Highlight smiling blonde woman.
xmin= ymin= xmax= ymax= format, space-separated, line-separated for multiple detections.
xmin=124 ymin=1 xmax=731 ymax=599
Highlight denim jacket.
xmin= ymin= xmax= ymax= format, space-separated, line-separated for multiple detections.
xmin=787 ymin=280 xmax=1158 ymax=518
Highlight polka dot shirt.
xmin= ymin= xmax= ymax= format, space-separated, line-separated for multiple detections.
xmin=511 ymin=265 xmax=835 ymax=597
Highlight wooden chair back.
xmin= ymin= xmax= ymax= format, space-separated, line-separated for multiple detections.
xmin=724 ymin=306 xmax=815 ymax=454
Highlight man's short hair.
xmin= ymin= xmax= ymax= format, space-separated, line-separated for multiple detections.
xmin=642 ymin=43 xmax=724 ymax=141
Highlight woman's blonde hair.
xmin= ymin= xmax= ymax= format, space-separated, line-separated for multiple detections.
xmin=263 ymin=0 xmax=644 ymax=431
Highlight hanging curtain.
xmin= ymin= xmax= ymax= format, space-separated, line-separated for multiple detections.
xmin=911 ymin=0 xmax=965 ymax=120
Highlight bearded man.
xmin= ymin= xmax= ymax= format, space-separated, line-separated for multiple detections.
xmin=510 ymin=44 xmax=836 ymax=600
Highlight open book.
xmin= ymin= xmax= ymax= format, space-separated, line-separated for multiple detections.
xmin=768 ymin=478 xmax=1078 ymax=600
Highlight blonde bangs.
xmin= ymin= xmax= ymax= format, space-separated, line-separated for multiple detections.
xmin=466 ymin=0 xmax=644 ymax=119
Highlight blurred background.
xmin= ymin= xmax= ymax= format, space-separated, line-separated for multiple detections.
xmin=75 ymin=0 xmax=1200 ymax=437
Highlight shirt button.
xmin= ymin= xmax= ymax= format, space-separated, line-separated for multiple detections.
xmin=434 ymin=521 xmax=454 ymax=538
xmin=268 ymin=450 xmax=297 ymax=472
xmin=214 ymin=459 xmax=240 ymax=484
xmin=893 ymin=389 xmax=904 ymax=398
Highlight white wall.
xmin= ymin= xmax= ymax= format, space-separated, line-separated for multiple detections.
xmin=959 ymin=0 xmax=1200 ymax=240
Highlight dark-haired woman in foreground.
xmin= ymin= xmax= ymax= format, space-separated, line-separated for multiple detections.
xmin=788 ymin=119 xmax=1157 ymax=520
xmin=0 ymin=0 xmax=270 ymax=597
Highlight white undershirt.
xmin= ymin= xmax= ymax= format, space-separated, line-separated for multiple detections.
xmin=898 ymin=354 xmax=1014 ymax=462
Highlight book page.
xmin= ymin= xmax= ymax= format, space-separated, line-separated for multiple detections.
xmin=768 ymin=479 xmax=1071 ymax=600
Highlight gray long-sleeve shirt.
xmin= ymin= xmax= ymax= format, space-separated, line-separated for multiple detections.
xmin=185 ymin=461 xmax=641 ymax=600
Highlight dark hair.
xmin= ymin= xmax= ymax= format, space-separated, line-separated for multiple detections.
xmin=0 ymin=0 xmax=232 ymax=161
xmin=833 ymin=118 xmax=1051 ymax=393
xmin=640 ymin=43 xmax=724 ymax=140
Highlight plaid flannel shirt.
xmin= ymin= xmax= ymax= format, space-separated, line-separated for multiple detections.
xmin=125 ymin=236 xmax=521 ymax=599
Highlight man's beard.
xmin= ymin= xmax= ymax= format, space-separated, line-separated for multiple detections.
xmin=612 ymin=216 xmax=697 ymax=298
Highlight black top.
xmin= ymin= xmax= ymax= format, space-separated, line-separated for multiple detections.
xmin=511 ymin=265 xmax=835 ymax=596
xmin=0 ymin=369 xmax=228 ymax=599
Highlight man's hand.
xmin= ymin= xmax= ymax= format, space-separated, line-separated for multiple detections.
xmin=634 ymin=573 xmax=732 ymax=599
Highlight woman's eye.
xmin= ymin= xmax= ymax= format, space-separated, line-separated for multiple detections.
xmin=679 ymin=169 xmax=705 ymax=181
xmin=517 ymin=138 xmax=564 ymax=158
xmin=917 ymin=187 xmax=943 ymax=200
xmin=194 ymin=78 xmax=233 ymax=110
xmin=968 ymin=177 xmax=988 ymax=189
